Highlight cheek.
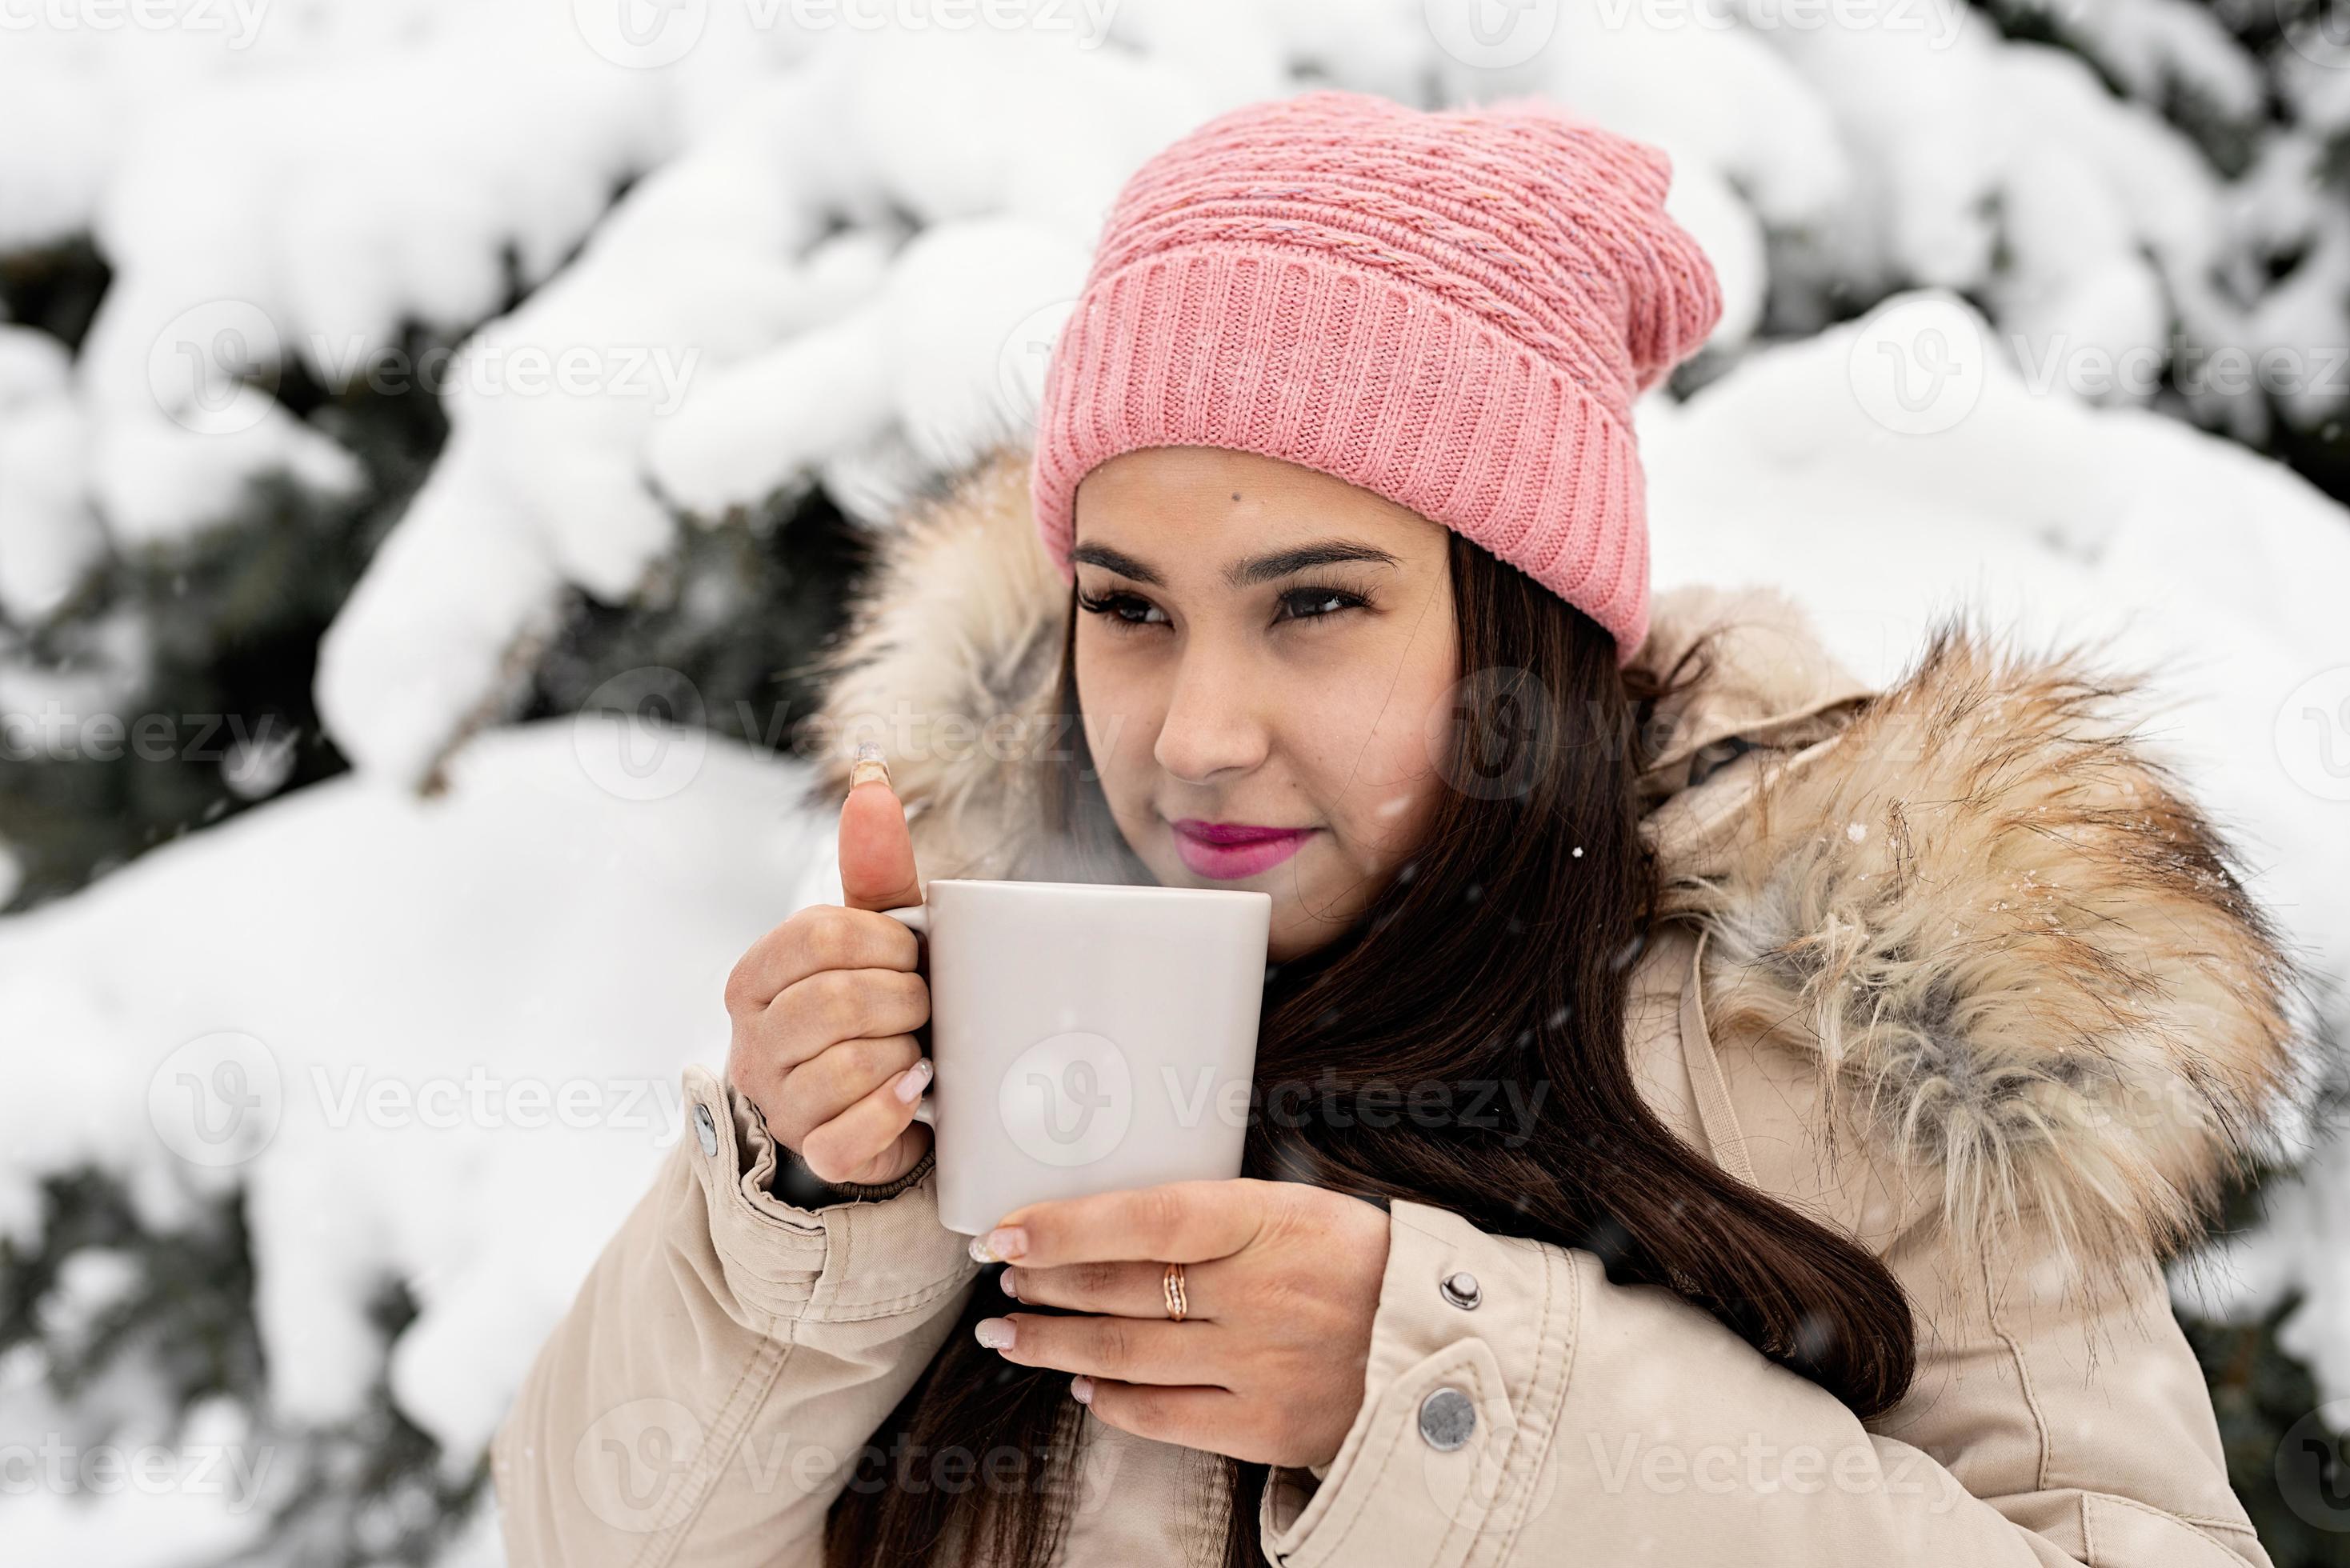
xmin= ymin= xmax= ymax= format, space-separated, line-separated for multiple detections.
xmin=1075 ymin=639 xmax=1160 ymax=811
xmin=1288 ymin=654 xmax=1455 ymax=855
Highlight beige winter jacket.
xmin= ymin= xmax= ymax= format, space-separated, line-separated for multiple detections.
xmin=492 ymin=448 xmax=2296 ymax=1567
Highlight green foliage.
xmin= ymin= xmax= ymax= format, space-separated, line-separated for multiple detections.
xmin=518 ymin=480 xmax=871 ymax=768
xmin=0 ymin=236 xmax=869 ymax=1561
xmin=2188 ymin=1291 xmax=2350 ymax=1567
xmin=6 ymin=23 xmax=2348 ymax=1554
xmin=0 ymin=316 xmax=450 ymax=912
xmin=0 ymin=1167 xmax=259 ymax=1409
xmin=0 ymin=1168 xmax=482 ymax=1567
xmin=1957 ymin=1 xmax=2350 ymax=517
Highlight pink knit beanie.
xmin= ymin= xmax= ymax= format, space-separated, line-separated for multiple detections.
xmin=1028 ymin=89 xmax=1723 ymax=662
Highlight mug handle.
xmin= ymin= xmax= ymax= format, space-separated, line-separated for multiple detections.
xmin=880 ymin=904 xmax=936 ymax=1128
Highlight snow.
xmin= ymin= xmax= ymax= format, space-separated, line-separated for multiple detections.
xmin=0 ymin=326 xmax=99 ymax=623
xmin=12 ymin=0 xmax=2335 ymax=775
xmin=0 ymin=1377 xmax=282 ymax=1567
xmin=2016 ymin=0 xmax=2268 ymax=122
xmin=1648 ymin=289 xmax=2350 ymax=1011
xmin=314 ymin=30 xmax=1215 ymax=782
xmin=10 ymin=283 xmax=2346 ymax=1544
xmin=8 ymin=3 xmax=2350 ymax=1558
xmin=297 ymin=2 xmax=2342 ymax=795
xmin=1 ymin=714 xmax=835 ymax=1459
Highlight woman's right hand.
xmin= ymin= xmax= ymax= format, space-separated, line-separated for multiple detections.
xmin=724 ymin=754 xmax=934 ymax=1188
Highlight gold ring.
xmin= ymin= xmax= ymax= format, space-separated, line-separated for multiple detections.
xmin=1163 ymin=1262 xmax=1187 ymax=1322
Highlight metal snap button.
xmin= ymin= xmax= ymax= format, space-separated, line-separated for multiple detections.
xmin=1439 ymin=1270 xmax=1481 ymax=1310
xmin=694 ymin=1102 xmax=719 ymax=1157
xmin=1418 ymin=1386 xmax=1475 ymax=1451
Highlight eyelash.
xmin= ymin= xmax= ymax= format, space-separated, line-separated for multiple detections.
xmin=1075 ymin=584 xmax=1371 ymax=631
xmin=1276 ymin=584 xmax=1371 ymax=622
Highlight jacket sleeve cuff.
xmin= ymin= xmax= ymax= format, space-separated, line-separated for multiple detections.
xmin=1258 ymin=1198 xmax=1575 ymax=1566
xmin=679 ymin=1063 xmax=978 ymax=1328
xmin=736 ymin=1078 xmax=937 ymax=1206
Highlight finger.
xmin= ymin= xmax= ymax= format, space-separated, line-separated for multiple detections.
xmin=766 ymin=1034 xmax=923 ymax=1146
xmin=1003 ymin=1260 xmax=1218 ymax=1322
xmin=1075 ymin=1380 xmax=1260 ymax=1458
xmin=762 ymin=966 xmax=928 ymax=1068
xmin=839 ymin=746 xmax=922 ymax=912
xmin=983 ymin=1180 xmax=1272 ymax=1268
xmin=725 ymin=906 xmax=917 ymax=1015
xmin=979 ymin=1312 xmax=1226 ymax=1390
xmin=796 ymin=1052 xmax=934 ymax=1186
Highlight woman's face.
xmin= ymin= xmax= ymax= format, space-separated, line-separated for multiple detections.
xmin=1071 ymin=446 xmax=1459 ymax=962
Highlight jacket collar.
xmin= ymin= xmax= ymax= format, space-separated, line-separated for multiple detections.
xmin=806 ymin=443 xmax=2303 ymax=1283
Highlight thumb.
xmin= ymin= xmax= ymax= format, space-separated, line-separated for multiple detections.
xmin=838 ymin=743 xmax=922 ymax=912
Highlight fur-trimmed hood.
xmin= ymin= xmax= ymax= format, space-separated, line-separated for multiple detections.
xmin=803 ymin=445 xmax=2306 ymax=1282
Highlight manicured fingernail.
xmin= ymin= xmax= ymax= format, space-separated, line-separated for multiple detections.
xmin=981 ymin=1226 xmax=1027 ymax=1262
xmin=1070 ymin=1375 xmax=1094 ymax=1406
xmin=850 ymin=742 xmax=890 ymax=790
xmin=975 ymin=1318 xmax=1015 ymax=1350
xmin=999 ymin=1269 xmax=1019 ymax=1299
xmin=894 ymin=1059 xmax=931 ymax=1104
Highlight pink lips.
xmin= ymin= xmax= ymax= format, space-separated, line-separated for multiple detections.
xmin=1168 ymin=818 xmax=1316 ymax=880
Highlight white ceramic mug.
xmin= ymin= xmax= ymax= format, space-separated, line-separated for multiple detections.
xmin=882 ymin=878 xmax=1272 ymax=1236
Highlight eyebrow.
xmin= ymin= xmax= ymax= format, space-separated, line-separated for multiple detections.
xmin=1223 ymin=541 xmax=1400 ymax=587
xmin=1069 ymin=542 xmax=1164 ymax=584
xmin=1068 ymin=539 xmax=1400 ymax=589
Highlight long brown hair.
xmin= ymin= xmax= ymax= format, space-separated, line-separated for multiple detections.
xmin=825 ymin=534 xmax=1917 ymax=1567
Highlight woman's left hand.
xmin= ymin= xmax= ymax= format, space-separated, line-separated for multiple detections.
xmin=970 ymin=1178 xmax=1391 ymax=1469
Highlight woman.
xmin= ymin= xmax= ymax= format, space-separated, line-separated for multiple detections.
xmin=494 ymin=91 xmax=2295 ymax=1567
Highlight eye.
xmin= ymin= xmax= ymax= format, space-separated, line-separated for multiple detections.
xmin=1274 ymin=583 xmax=1369 ymax=624
xmin=1076 ymin=588 xmax=1170 ymax=630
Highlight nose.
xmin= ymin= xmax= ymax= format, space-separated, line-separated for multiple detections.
xmin=1152 ymin=642 xmax=1269 ymax=785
